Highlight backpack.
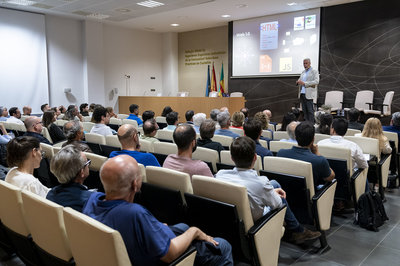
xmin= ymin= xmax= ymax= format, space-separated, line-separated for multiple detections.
xmin=355 ymin=191 xmax=388 ymax=231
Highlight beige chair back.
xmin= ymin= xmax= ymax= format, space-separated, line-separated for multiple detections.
xmin=63 ymin=207 xmax=131 ymax=266
xmin=155 ymin=116 xmax=167 ymax=123
xmin=383 ymin=131 xmax=398 ymax=150
xmin=273 ymin=131 xmax=289 ymax=140
xmin=53 ymin=140 xmax=67 ymax=148
xmin=262 ymin=130 xmax=272 ymax=139
xmin=314 ymin=133 xmax=330 ymax=143
xmin=268 ymin=124 xmax=275 ymax=132
xmin=192 ymin=175 xmax=254 ymax=231
xmin=229 ymin=128 xmax=244 ymax=136
xmin=156 ymin=130 xmax=174 ymax=142
xmin=192 ymin=147 xmax=219 ymax=172
xmin=139 ymin=139 xmax=153 ymax=153
xmin=264 ymin=157 xmax=315 ymax=198
xmin=21 ymin=190 xmax=72 ymax=261
xmin=153 ymin=141 xmax=177 ymax=155
xmin=0 ymin=181 xmax=30 ymax=236
xmin=83 ymin=122 xmax=95 ymax=132
xmin=344 ymin=136 xmax=379 ymax=158
xmin=345 ymin=128 xmax=361 ymax=136
xmin=82 ymin=116 xmax=92 ymax=122
xmin=109 ymin=118 xmax=122 ymax=126
xmin=354 ymin=90 xmax=374 ymax=111
xmin=117 ymin=114 xmax=129 ymax=119
xmin=211 ymin=134 xmax=233 ymax=148
xmin=42 ymin=127 xmax=53 ymax=144
xmin=324 ymin=91 xmax=343 ymax=111
xmin=146 ymin=166 xmax=193 ymax=200
xmin=259 ymin=139 xmax=268 ymax=148
xmin=53 ymin=146 xmax=62 ymax=154
xmin=40 ymin=143 xmax=54 ymax=160
xmin=55 ymin=120 xmax=68 ymax=127
xmin=84 ymin=152 xmax=107 ymax=171
xmin=383 ymin=91 xmax=394 ymax=116
xmin=318 ymin=145 xmax=353 ymax=175
xmin=138 ymin=163 xmax=146 ymax=183
xmin=122 ymin=119 xmax=138 ymax=129
xmin=220 ymin=150 xmax=234 ymax=165
xmin=269 ymin=141 xmax=296 ymax=153
xmin=85 ymin=133 xmax=106 ymax=145
xmin=105 ymin=135 xmax=121 ymax=148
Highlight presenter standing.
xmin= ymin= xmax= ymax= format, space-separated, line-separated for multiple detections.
xmin=296 ymin=58 xmax=319 ymax=123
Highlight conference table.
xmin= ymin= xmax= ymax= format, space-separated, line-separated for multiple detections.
xmin=118 ymin=96 xmax=246 ymax=119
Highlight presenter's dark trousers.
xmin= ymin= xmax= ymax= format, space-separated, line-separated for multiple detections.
xmin=300 ymin=93 xmax=315 ymax=123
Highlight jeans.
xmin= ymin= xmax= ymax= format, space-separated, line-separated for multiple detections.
xmin=169 ymin=223 xmax=233 ymax=266
xmin=270 ymin=180 xmax=303 ymax=233
xmin=300 ymin=93 xmax=315 ymax=123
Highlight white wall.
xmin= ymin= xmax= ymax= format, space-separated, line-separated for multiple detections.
xmin=162 ymin=32 xmax=179 ymax=97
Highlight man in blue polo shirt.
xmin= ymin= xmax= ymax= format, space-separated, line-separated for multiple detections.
xmin=383 ymin=112 xmax=400 ymax=143
xmin=214 ymin=111 xmax=240 ymax=138
xmin=83 ymin=155 xmax=233 ymax=265
xmin=277 ymin=121 xmax=335 ymax=188
xmin=127 ymin=104 xmax=143 ymax=126
xmin=109 ymin=124 xmax=160 ymax=167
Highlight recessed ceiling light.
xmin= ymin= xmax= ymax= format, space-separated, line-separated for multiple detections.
xmin=235 ymin=4 xmax=248 ymax=8
xmin=6 ymin=0 xmax=36 ymax=6
xmin=170 ymin=23 xmax=180 ymax=27
xmin=221 ymin=14 xmax=231 ymax=18
xmin=287 ymin=2 xmax=297 ymax=6
xmin=86 ymin=13 xmax=110 ymax=19
xmin=115 ymin=8 xmax=131 ymax=13
xmin=137 ymin=0 xmax=164 ymax=8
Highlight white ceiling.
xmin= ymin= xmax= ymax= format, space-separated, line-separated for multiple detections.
xmin=0 ymin=0 xmax=361 ymax=33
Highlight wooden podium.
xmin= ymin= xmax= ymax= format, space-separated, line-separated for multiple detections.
xmin=118 ymin=96 xmax=246 ymax=118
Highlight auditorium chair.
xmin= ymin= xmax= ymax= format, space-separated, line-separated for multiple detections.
xmin=345 ymin=128 xmax=361 ymax=136
xmin=345 ymin=136 xmax=391 ymax=200
xmin=192 ymin=146 xmax=219 ymax=173
xmin=63 ymin=207 xmax=197 ymax=266
xmin=262 ymin=129 xmax=272 ymax=139
xmin=36 ymin=143 xmax=59 ymax=187
xmin=83 ymin=152 xmax=107 ymax=191
xmin=268 ymin=141 xmax=296 ymax=154
xmin=41 ymin=127 xmax=53 ymax=144
xmin=122 ymin=119 xmax=138 ymax=129
xmin=364 ymin=91 xmax=394 ymax=117
xmin=268 ymin=123 xmax=276 ymax=131
xmin=272 ymin=131 xmax=289 ymax=141
xmin=314 ymin=133 xmax=330 ymax=143
xmin=53 ymin=140 xmax=67 ymax=148
xmin=55 ymin=120 xmax=68 ymax=127
xmin=259 ymin=139 xmax=268 ymax=149
xmin=82 ymin=122 xmax=94 ymax=133
xmin=105 ymin=135 xmax=121 ymax=148
xmin=82 ymin=116 xmax=92 ymax=122
xmin=116 ymin=114 xmax=129 ymax=119
xmin=383 ymin=131 xmax=398 ymax=184
xmin=188 ymin=175 xmax=286 ymax=265
xmin=229 ymin=127 xmax=244 ymax=136
xmin=344 ymin=90 xmax=374 ymax=112
xmin=0 ymin=181 xmax=41 ymax=265
xmin=21 ymin=190 xmax=74 ymax=266
xmin=211 ymin=134 xmax=233 ymax=149
xmin=138 ymin=138 xmax=154 ymax=153
xmin=156 ymin=129 xmax=174 ymax=142
xmin=263 ymin=157 xmax=337 ymax=253
xmin=84 ymin=133 xmax=105 ymax=155
xmin=153 ymin=141 xmax=177 ymax=155
xmin=318 ymin=90 xmax=343 ymax=113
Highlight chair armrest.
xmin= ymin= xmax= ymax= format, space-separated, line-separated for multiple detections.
xmin=169 ymin=246 xmax=197 ymax=266
xmin=248 ymin=206 xmax=287 ymax=266
xmin=378 ymin=153 xmax=391 ymax=166
xmin=312 ymin=180 xmax=337 ymax=231
xmin=366 ymin=103 xmax=374 ymax=109
xmin=351 ymin=168 xmax=368 ymax=206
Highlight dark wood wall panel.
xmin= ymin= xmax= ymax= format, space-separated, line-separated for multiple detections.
xmin=228 ymin=0 xmax=400 ymax=123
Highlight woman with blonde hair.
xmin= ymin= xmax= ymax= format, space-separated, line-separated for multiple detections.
xmin=362 ymin=118 xmax=392 ymax=154
xmin=230 ymin=111 xmax=245 ymax=129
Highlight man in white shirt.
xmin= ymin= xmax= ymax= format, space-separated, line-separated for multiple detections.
xmin=317 ymin=118 xmax=368 ymax=170
xmin=90 ymin=106 xmax=114 ymax=136
xmin=6 ymin=107 xmax=24 ymax=125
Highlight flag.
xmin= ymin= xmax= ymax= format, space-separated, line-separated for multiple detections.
xmin=211 ymin=63 xmax=217 ymax=93
xmin=219 ymin=63 xmax=225 ymax=97
xmin=206 ymin=65 xmax=211 ymax=97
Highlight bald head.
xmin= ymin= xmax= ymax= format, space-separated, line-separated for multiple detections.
xmin=263 ymin=109 xmax=272 ymax=118
xmin=100 ymin=155 xmax=142 ymax=200
xmin=117 ymin=124 xmax=138 ymax=149
xmin=24 ymin=116 xmax=41 ymax=132
xmin=287 ymin=121 xmax=299 ymax=140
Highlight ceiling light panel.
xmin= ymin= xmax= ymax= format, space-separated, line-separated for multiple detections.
xmin=5 ymin=0 xmax=36 ymax=6
xmin=137 ymin=0 xmax=164 ymax=8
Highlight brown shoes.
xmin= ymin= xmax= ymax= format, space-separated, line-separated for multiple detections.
xmin=291 ymin=228 xmax=321 ymax=244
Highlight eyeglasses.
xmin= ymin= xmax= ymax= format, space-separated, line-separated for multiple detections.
xmin=41 ymin=151 xmax=46 ymax=158
xmin=84 ymin=159 xmax=91 ymax=168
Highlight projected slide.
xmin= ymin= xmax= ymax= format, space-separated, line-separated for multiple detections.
xmin=232 ymin=8 xmax=320 ymax=77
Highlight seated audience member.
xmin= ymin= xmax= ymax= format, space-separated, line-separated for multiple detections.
xmin=79 ymin=103 xmax=89 ymax=116
xmin=163 ymin=125 xmax=213 ymax=178
xmin=141 ymin=110 xmax=155 ymax=122
xmin=163 ymin=111 xmax=179 ymax=131
xmin=347 ymin=108 xmax=364 ymax=131
xmin=62 ymin=121 xmax=92 ymax=152
xmin=22 ymin=106 xmax=32 ymax=116
xmin=47 ymin=145 xmax=93 ymax=212
xmin=291 ymin=108 xmax=301 ymax=121
xmin=197 ymin=119 xmax=224 ymax=154
xmin=110 ymin=124 xmax=160 ymax=167
xmin=215 ymin=136 xmax=321 ymax=244
xmin=59 ymin=105 xmax=66 ymax=114
xmin=243 ymin=118 xmax=272 ymax=158
xmin=316 ymin=113 xmax=333 ymax=135
xmin=140 ymin=118 xmax=159 ymax=143
xmin=210 ymin=109 xmax=220 ymax=122
xmin=0 ymin=106 xmax=8 ymax=121
xmin=231 ymin=111 xmax=245 ymax=129
xmin=280 ymin=112 xmax=296 ymax=131
xmin=254 ymin=112 xmax=270 ymax=130
xmin=90 ymin=106 xmax=114 ymax=136
xmin=220 ymin=107 xmax=229 ymax=113
xmin=317 ymin=118 xmax=368 ymax=170
xmin=64 ymin=105 xmax=83 ymax=122
xmin=106 ymin=107 xmax=118 ymax=119
xmin=382 ymin=112 xmax=400 ymax=143
xmin=23 ymin=116 xmax=51 ymax=145
xmin=185 ymin=110 xmax=194 ymax=125
xmin=161 ymin=106 xmax=173 ymax=117
xmin=280 ymin=121 xmax=299 ymax=144
xmin=5 ymin=136 xmax=50 ymax=197
xmin=6 ymin=107 xmax=24 ymax=125
xmin=263 ymin=109 xmax=277 ymax=127
xmin=127 ymin=104 xmax=143 ymax=126
xmin=215 ymin=112 xmax=240 ymax=138
xmin=41 ymin=103 xmax=50 ymax=114
xmin=193 ymin=113 xmax=206 ymax=133
xmin=240 ymin=107 xmax=249 ymax=120
xmin=277 ymin=122 xmax=335 ymax=188
xmin=42 ymin=110 xmax=66 ymax=143
xmin=83 ymin=155 xmax=233 ymax=265
xmin=88 ymin=103 xmax=96 ymax=115
xmin=0 ymin=123 xmax=12 ymax=145
xmin=51 ymin=106 xmax=61 ymax=119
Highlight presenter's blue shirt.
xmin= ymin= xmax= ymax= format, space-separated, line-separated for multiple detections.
xmin=109 ymin=149 xmax=160 ymax=167
xmin=83 ymin=192 xmax=176 ymax=265
xmin=127 ymin=114 xmax=143 ymax=126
